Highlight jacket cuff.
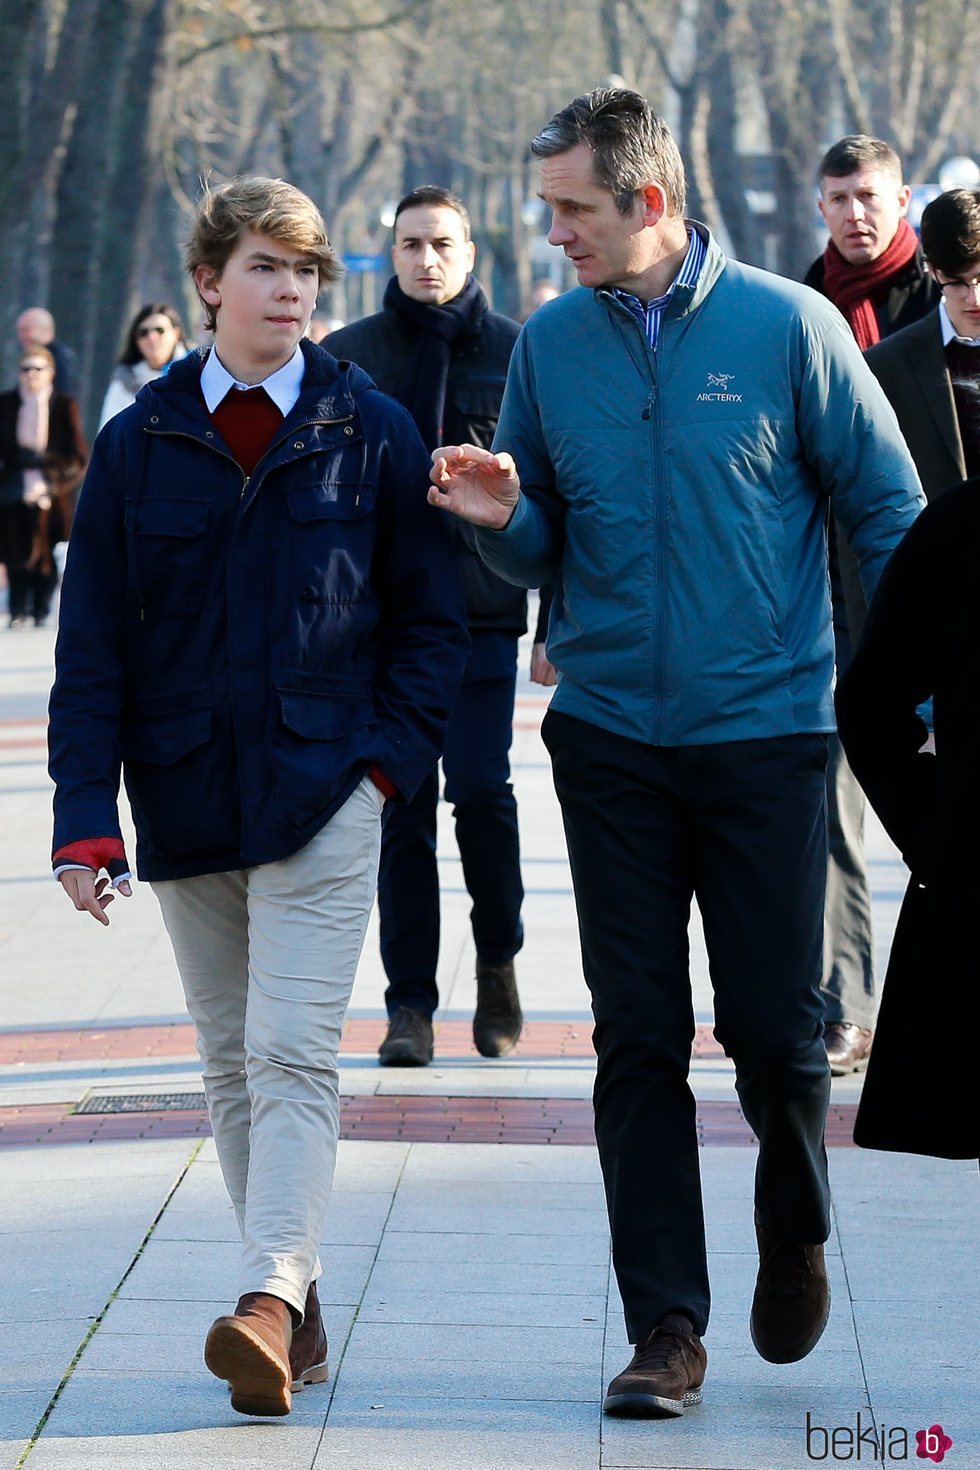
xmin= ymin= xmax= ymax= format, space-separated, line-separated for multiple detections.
xmin=368 ymin=766 xmax=398 ymax=801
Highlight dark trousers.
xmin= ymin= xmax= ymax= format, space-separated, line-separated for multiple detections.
xmin=378 ymin=628 xmax=524 ymax=1018
xmin=6 ymin=563 xmax=57 ymax=623
xmin=542 ymin=710 xmax=832 ymax=1341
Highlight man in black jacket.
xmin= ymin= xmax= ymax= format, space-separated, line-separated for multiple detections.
xmin=804 ymin=137 xmax=936 ymax=1077
xmin=329 ymin=187 xmax=526 ymax=1067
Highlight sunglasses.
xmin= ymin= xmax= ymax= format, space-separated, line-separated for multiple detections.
xmin=137 ymin=324 xmax=169 ymax=338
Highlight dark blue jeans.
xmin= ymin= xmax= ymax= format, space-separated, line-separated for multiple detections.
xmin=378 ymin=629 xmax=524 ymax=1018
xmin=543 ymin=710 xmax=831 ymax=1341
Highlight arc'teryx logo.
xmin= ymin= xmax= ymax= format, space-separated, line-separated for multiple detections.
xmin=697 ymin=371 xmax=742 ymax=403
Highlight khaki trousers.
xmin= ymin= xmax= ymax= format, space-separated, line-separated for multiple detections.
xmin=152 ymin=775 xmax=382 ymax=1318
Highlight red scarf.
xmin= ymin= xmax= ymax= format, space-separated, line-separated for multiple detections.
xmin=821 ymin=218 xmax=919 ymax=349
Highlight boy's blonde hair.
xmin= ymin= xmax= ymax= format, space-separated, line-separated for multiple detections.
xmin=186 ymin=176 xmax=343 ymax=330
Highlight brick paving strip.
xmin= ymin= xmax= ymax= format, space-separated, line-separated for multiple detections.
xmin=0 ymin=1096 xmax=860 ymax=1148
xmin=0 ymin=1015 xmax=858 ymax=1146
xmin=0 ymin=1017 xmax=726 ymax=1064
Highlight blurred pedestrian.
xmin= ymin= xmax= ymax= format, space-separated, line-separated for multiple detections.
xmin=805 ymin=136 xmax=940 ymax=1077
xmin=836 ymin=476 xmax=979 ymax=1161
xmin=866 ymin=188 xmax=980 ymax=495
xmin=329 ymin=186 xmax=526 ymax=1067
xmin=0 ymin=346 xmax=86 ymax=628
xmin=98 ymin=303 xmax=189 ymax=428
xmin=306 ymin=314 xmax=344 ymax=342
xmin=16 ymin=307 xmax=77 ymax=398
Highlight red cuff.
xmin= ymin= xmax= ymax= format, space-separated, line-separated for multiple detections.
xmin=368 ymin=766 xmax=397 ymax=800
xmin=52 ymin=837 xmax=129 ymax=878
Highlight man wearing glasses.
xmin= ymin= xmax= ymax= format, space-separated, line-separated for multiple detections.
xmin=866 ymin=189 xmax=980 ymax=498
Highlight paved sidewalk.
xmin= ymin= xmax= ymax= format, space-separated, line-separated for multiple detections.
xmin=1 ymin=615 xmax=976 ymax=1470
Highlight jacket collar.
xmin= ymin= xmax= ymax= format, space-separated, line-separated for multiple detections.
xmin=139 ymin=338 xmax=375 ymax=429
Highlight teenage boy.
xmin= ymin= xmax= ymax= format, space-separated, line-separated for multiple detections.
xmin=48 ymin=176 xmax=468 ymax=1418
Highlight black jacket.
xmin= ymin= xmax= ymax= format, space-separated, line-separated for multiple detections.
xmin=328 ymin=289 xmax=526 ymax=633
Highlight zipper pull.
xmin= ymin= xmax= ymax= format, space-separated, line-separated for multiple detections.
xmin=642 ymin=388 xmax=656 ymax=421
xmin=241 ymin=475 xmax=250 ymax=499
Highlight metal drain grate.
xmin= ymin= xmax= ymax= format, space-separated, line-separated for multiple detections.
xmin=74 ymin=1092 xmax=206 ymax=1115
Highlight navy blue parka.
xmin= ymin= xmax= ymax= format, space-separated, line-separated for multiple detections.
xmin=48 ymin=341 xmax=469 ymax=881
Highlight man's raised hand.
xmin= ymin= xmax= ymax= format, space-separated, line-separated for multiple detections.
xmin=428 ymin=443 xmax=521 ymax=529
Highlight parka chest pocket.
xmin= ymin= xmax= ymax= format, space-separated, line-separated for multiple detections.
xmin=125 ymin=497 xmax=211 ymax=617
xmin=286 ymin=479 xmax=375 ymax=523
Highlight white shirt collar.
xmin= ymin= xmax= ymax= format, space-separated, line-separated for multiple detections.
xmin=939 ymin=298 xmax=980 ymax=348
xmin=200 ymin=344 xmax=306 ymax=414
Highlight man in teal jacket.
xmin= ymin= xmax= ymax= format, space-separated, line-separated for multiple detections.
xmin=429 ymin=89 xmax=923 ymax=1421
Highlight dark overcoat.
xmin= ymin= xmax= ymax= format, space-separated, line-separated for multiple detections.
xmin=836 ymin=478 xmax=980 ymax=1158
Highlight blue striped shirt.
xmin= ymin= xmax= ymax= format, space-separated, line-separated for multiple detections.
xmin=611 ymin=228 xmax=707 ymax=351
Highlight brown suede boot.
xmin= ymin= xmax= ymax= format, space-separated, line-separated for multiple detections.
xmin=750 ymin=1217 xmax=830 ymax=1363
xmin=289 ymin=1279 xmax=329 ymax=1391
xmin=473 ymin=958 xmax=523 ymax=1057
xmin=205 ymin=1291 xmax=293 ymax=1416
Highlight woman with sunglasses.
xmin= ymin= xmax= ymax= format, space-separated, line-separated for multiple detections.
xmin=0 ymin=347 xmax=87 ymax=628
xmin=98 ymin=303 xmax=189 ymax=428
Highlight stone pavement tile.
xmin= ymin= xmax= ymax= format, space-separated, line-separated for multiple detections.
xmin=356 ymin=1287 xmax=606 ymax=1330
xmin=0 ymin=1230 xmax=160 ymax=1326
xmin=384 ymin=1198 xmax=608 ymax=1237
xmin=117 ymin=1237 xmax=376 ymax=1307
xmin=392 ymin=1179 xmax=606 ymax=1211
xmin=25 ymin=1376 xmax=326 ymax=1467
xmin=851 ymin=1300 xmax=977 ymax=1415
xmin=400 ymin=1140 xmax=603 ymax=1183
xmin=0 ymin=1141 xmax=190 ymax=1184
xmin=364 ymin=1258 xmax=610 ymax=1300
xmin=0 ymin=1168 xmax=188 ymax=1238
xmin=310 ymin=1394 xmax=600 ymax=1470
xmin=0 ymin=1387 xmax=62 ymax=1458
xmin=600 ymin=1383 xmax=866 ymax=1470
xmin=154 ymin=1187 xmax=395 ymax=1246
xmin=347 ymin=1319 xmax=604 ymax=1367
xmin=376 ymin=1228 xmax=611 ymax=1266
xmin=333 ymin=1351 xmax=601 ymax=1404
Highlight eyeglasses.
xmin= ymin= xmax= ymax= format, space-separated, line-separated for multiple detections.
xmin=137 ymin=324 xmax=169 ymax=338
xmin=935 ymin=273 xmax=980 ymax=298
xmin=20 ymin=364 xmax=48 ymax=374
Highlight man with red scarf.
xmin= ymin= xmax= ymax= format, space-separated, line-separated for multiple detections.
xmin=805 ymin=136 xmax=937 ymax=1078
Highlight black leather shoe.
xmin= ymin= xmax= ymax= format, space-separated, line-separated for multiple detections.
xmin=603 ymin=1313 xmax=706 ymax=1417
xmin=751 ymin=1217 xmax=830 ymax=1363
xmin=378 ymin=1007 xmax=433 ymax=1067
xmin=824 ymin=1022 xmax=873 ymax=1076
xmin=473 ymin=958 xmax=523 ymax=1057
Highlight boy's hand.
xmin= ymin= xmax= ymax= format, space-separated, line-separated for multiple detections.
xmin=428 ymin=444 xmax=521 ymax=529
xmin=59 ymin=869 xmax=132 ymax=925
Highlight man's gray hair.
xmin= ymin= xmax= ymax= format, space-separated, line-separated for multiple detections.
xmin=531 ymin=88 xmax=686 ymax=218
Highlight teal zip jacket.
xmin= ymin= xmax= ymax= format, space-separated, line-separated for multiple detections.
xmin=477 ymin=228 xmax=925 ymax=746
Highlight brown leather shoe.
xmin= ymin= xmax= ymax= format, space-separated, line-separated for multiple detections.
xmin=473 ymin=958 xmax=523 ymax=1057
xmin=824 ymin=1022 xmax=873 ymax=1076
xmin=290 ymin=1279 xmax=329 ymax=1391
xmin=751 ymin=1218 xmax=830 ymax=1363
xmin=205 ymin=1291 xmax=293 ymax=1416
xmin=603 ymin=1313 xmax=706 ymax=1417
